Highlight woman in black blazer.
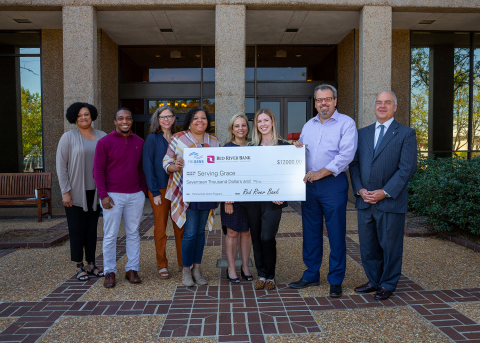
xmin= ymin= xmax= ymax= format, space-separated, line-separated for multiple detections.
xmin=246 ymin=108 xmax=289 ymax=290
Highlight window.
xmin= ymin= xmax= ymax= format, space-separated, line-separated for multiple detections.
xmin=0 ymin=31 xmax=42 ymax=172
xmin=410 ymin=32 xmax=480 ymax=159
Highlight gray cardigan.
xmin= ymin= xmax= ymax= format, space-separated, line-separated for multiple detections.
xmin=56 ymin=128 xmax=107 ymax=211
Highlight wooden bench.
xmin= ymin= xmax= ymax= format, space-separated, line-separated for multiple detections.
xmin=0 ymin=173 xmax=53 ymax=222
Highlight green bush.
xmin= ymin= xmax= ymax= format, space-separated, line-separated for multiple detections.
xmin=408 ymin=155 xmax=480 ymax=235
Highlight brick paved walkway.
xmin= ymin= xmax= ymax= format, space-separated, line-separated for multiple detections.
xmin=1 ymin=208 xmax=480 ymax=342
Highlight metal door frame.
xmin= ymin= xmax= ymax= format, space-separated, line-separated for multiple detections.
xmin=257 ymin=97 xmax=312 ymax=138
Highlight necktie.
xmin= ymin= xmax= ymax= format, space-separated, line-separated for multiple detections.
xmin=374 ymin=124 xmax=384 ymax=155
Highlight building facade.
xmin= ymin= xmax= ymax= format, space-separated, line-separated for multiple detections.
xmin=0 ymin=1 xmax=479 ymax=205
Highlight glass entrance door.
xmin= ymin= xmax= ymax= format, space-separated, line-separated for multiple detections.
xmin=258 ymin=97 xmax=311 ymax=141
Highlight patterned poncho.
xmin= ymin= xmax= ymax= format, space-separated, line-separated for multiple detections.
xmin=163 ymin=130 xmax=219 ymax=230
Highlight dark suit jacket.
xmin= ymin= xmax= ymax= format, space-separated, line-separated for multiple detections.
xmin=349 ymin=119 xmax=417 ymax=214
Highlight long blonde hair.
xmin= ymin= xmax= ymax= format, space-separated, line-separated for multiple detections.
xmin=149 ymin=105 xmax=177 ymax=134
xmin=225 ymin=114 xmax=249 ymax=145
xmin=251 ymin=108 xmax=281 ymax=146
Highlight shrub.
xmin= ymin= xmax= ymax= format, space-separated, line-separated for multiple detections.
xmin=408 ymin=155 xmax=480 ymax=235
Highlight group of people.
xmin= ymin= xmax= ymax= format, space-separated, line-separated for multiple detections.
xmin=56 ymin=83 xmax=417 ymax=301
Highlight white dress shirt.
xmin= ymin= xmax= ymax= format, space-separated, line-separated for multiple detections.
xmin=374 ymin=117 xmax=394 ymax=148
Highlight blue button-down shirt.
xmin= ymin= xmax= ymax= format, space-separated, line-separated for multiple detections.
xmin=299 ymin=110 xmax=358 ymax=176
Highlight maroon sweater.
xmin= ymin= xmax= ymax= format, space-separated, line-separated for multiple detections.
xmin=93 ymin=130 xmax=147 ymax=199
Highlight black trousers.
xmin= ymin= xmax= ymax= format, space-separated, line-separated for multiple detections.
xmin=65 ymin=190 xmax=100 ymax=263
xmin=245 ymin=202 xmax=283 ymax=280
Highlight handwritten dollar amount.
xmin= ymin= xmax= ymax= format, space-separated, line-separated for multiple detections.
xmin=276 ymin=159 xmax=303 ymax=165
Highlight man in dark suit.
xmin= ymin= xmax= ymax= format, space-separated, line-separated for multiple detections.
xmin=349 ymin=90 xmax=417 ymax=301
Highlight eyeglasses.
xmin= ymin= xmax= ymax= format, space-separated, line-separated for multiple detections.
xmin=315 ymin=97 xmax=334 ymax=103
xmin=159 ymin=114 xmax=175 ymax=121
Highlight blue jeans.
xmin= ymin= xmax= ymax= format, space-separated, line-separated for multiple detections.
xmin=182 ymin=209 xmax=209 ymax=267
xmin=301 ymin=173 xmax=348 ymax=285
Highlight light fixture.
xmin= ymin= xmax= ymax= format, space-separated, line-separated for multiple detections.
xmin=285 ymin=28 xmax=298 ymax=33
xmin=419 ymin=19 xmax=436 ymax=25
xmin=175 ymin=103 xmax=178 ymax=107
xmin=195 ymin=54 xmax=201 ymax=58
xmin=160 ymin=28 xmax=173 ymax=33
xmin=159 ymin=103 xmax=164 ymax=107
xmin=14 ymin=19 xmax=31 ymax=23
xmin=170 ymin=50 xmax=181 ymax=58
xmin=155 ymin=55 xmax=161 ymax=58
xmin=295 ymin=54 xmax=302 ymax=57
xmin=167 ymin=102 xmax=171 ymax=105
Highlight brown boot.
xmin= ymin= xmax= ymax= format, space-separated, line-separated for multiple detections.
xmin=104 ymin=272 xmax=116 ymax=288
xmin=125 ymin=270 xmax=142 ymax=283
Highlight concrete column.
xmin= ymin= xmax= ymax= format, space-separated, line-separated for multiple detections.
xmin=63 ymin=6 xmax=98 ymax=132
xmin=215 ymin=5 xmax=246 ymax=144
xmin=42 ymin=29 xmax=64 ymax=206
xmin=428 ymin=45 xmax=454 ymax=158
xmin=358 ymin=6 xmax=392 ymax=128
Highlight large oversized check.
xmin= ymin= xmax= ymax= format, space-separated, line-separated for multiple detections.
xmin=183 ymin=146 xmax=306 ymax=202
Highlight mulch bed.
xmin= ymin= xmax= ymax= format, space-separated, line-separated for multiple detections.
xmin=404 ymin=212 xmax=480 ymax=252
xmin=404 ymin=213 xmax=436 ymax=237
xmin=444 ymin=228 xmax=480 ymax=245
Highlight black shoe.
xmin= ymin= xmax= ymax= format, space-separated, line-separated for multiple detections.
xmin=226 ymin=269 xmax=240 ymax=283
xmin=374 ymin=287 xmax=393 ymax=301
xmin=354 ymin=281 xmax=377 ymax=294
xmin=329 ymin=284 xmax=342 ymax=298
xmin=288 ymin=278 xmax=319 ymax=289
xmin=241 ymin=265 xmax=253 ymax=281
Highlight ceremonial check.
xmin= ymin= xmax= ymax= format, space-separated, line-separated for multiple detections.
xmin=183 ymin=146 xmax=306 ymax=202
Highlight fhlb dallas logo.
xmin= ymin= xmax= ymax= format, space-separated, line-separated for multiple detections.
xmin=189 ymin=152 xmax=203 ymax=159
xmin=188 ymin=151 xmax=204 ymax=164
xmin=207 ymin=156 xmax=215 ymax=163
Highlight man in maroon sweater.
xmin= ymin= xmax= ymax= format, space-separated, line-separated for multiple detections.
xmin=93 ymin=108 xmax=147 ymax=288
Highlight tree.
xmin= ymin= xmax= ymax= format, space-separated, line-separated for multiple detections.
xmin=410 ymin=92 xmax=428 ymax=150
xmin=410 ymin=48 xmax=430 ymax=152
xmin=21 ymin=86 xmax=42 ymax=158
xmin=410 ymin=46 xmax=480 ymax=155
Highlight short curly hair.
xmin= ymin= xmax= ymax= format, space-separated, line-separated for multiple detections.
xmin=65 ymin=102 xmax=98 ymax=124
xmin=183 ymin=107 xmax=212 ymax=132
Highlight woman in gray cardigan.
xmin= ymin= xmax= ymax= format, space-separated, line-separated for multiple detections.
xmin=56 ymin=102 xmax=106 ymax=281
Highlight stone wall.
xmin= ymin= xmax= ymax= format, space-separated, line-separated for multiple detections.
xmin=41 ymin=29 xmax=64 ymax=207
xmin=97 ymin=29 xmax=118 ymax=134
xmin=391 ymin=29 xmax=410 ymax=127
xmin=337 ymin=29 xmax=359 ymax=123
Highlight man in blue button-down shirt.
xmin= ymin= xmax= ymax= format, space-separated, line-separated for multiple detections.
xmin=289 ymin=84 xmax=358 ymax=298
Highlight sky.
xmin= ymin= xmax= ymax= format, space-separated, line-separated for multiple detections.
xmin=19 ymin=48 xmax=41 ymax=96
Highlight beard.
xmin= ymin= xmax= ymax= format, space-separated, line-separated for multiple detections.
xmin=319 ymin=107 xmax=330 ymax=116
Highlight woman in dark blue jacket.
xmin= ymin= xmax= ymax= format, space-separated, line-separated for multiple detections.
xmin=143 ymin=105 xmax=183 ymax=279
